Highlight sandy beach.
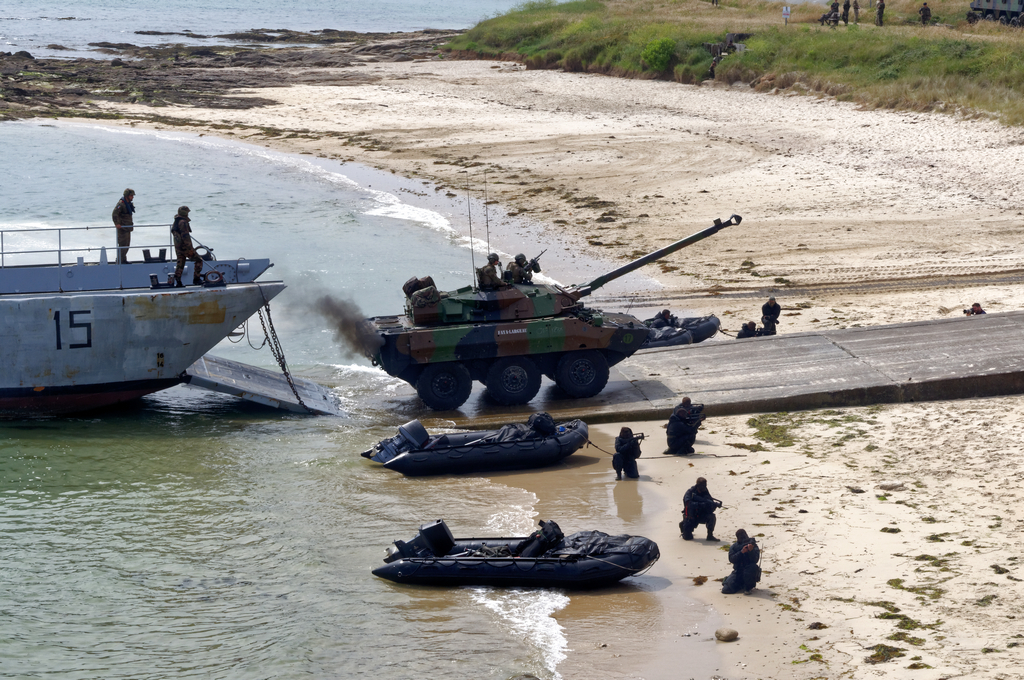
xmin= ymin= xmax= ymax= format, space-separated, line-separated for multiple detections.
xmin=80 ymin=48 xmax=1024 ymax=677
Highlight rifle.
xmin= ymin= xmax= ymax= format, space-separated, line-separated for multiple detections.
xmin=528 ymin=249 xmax=546 ymax=273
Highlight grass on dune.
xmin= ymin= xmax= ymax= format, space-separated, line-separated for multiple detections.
xmin=446 ymin=0 xmax=1024 ymax=124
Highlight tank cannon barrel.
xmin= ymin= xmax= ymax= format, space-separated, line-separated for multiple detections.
xmin=570 ymin=214 xmax=741 ymax=298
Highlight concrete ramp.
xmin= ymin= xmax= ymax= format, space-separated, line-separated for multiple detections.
xmin=448 ymin=310 xmax=1024 ymax=428
xmin=185 ymin=354 xmax=342 ymax=416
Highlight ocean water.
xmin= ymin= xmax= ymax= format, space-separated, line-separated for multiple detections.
xmin=0 ymin=117 xmax=678 ymax=680
xmin=0 ymin=0 xmax=522 ymax=59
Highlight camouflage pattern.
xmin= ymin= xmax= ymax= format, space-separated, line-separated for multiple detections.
xmin=967 ymin=0 xmax=1019 ymax=20
xmin=113 ymin=193 xmax=135 ymax=265
xmin=476 ymin=263 xmax=504 ymax=289
xmin=171 ymin=211 xmax=203 ymax=283
xmin=365 ymin=215 xmax=741 ymax=409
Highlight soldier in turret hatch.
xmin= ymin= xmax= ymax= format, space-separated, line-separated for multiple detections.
xmin=508 ymin=253 xmax=537 ymax=284
xmin=477 ymin=253 xmax=506 ymax=290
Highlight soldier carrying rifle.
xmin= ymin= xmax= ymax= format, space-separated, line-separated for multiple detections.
xmin=613 ymin=427 xmax=644 ymax=480
xmin=508 ymin=251 xmax=544 ymax=284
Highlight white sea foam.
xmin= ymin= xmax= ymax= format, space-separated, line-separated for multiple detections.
xmin=470 ymin=588 xmax=570 ymax=680
xmin=485 ymin=504 xmax=537 ymax=536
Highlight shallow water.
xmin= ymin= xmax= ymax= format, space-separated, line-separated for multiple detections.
xmin=0 ymin=0 xmax=522 ymax=58
xmin=0 ymin=120 xmax=698 ymax=680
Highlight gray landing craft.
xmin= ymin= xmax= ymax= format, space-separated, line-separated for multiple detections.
xmin=0 ymin=223 xmax=338 ymax=415
xmin=363 ymin=214 xmax=741 ymax=410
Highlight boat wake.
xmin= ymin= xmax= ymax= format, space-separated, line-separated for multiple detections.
xmin=469 ymin=587 xmax=570 ymax=680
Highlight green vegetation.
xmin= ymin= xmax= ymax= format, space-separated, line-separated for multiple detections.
xmin=447 ymin=0 xmax=1024 ymax=124
xmin=747 ymin=413 xmax=796 ymax=446
xmin=865 ymin=644 xmax=906 ymax=664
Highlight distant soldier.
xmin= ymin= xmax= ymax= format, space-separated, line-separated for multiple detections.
xmin=666 ymin=396 xmax=704 ymax=455
xmin=721 ymin=529 xmax=762 ymax=594
xmin=761 ymin=295 xmax=781 ymax=336
xmin=171 ymin=206 xmax=204 ymax=286
xmin=853 ymin=0 xmax=860 ymax=22
xmin=842 ymin=0 xmax=851 ymax=24
xmin=508 ymin=253 xmax=539 ymax=284
xmin=612 ymin=427 xmax=643 ymax=480
xmin=111 ymin=188 xmax=136 ymax=264
xmin=919 ymin=1 xmax=931 ymax=24
xmin=876 ymin=0 xmax=886 ymax=25
xmin=830 ymin=0 xmax=840 ymax=15
xmin=477 ymin=253 xmax=505 ymax=290
xmin=649 ymin=309 xmax=678 ymax=329
xmin=736 ymin=321 xmax=760 ymax=339
xmin=680 ymin=477 xmax=721 ymax=541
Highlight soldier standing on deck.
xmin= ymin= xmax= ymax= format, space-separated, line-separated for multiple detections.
xmin=112 ymin=188 xmax=135 ymax=264
xmin=171 ymin=206 xmax=204 ymax=287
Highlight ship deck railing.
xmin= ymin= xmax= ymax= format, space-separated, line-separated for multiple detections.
xmin=0 ymin=223 xmax=181 ymax=269
xmin=0 ymin=223 xmax=229 ymax=295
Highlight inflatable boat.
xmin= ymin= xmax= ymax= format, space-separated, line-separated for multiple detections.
xmin=641 ymin=314 xmax=720 ymax=349
xmin=360 ymin=413 xmax=588 ymax=476
xmin=372 ymin=519 xmax=660 ymax=589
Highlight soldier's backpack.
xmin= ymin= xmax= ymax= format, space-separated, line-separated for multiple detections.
xmin=402 ymin=275 xmax=436 ymax=299
xmin=514 ymin=520 xmax=564 ymax=558
xmin=527 ymin=412 xmax=557 ymax=436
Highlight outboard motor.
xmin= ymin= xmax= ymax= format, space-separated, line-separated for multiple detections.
xmin=360 ymin=420 xmax=430 ymax=463
xmin=383 ymin=519 xmax=456 ymax=563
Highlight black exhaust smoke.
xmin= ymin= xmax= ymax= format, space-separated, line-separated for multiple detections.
xmin=313 ymin=295 xmax=385 ymax=358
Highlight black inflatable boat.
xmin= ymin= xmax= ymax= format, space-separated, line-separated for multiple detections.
xmin=372 ymin=519 xmax=660 ymax=589
xmin=641 ymin=314 xmax=720 ymax=349
xmin=360 ymin=413 xmax=588 ymax=476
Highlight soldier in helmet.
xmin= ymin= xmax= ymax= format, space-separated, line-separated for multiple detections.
xmin=649 ymin=309 xmax=677 ymax=329
xmin=171 ymin=206 xmax=204 ymax=287
xmin=679 ymin=476 xmax=721 ymax=541
xmin=508 ymin=253 xmax=538 ymax=284
xmin=477 ymin=252 xmax=506 ymax=290
xmin=111 ymin=188 xmax=136 ymax=264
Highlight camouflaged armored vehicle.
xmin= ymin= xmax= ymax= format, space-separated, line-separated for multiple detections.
xmin=365 ymin=215 xmax=741 ymax=410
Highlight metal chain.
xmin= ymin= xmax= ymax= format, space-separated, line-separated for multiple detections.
xmin=256 ymin=301 xmax=316 ymax=415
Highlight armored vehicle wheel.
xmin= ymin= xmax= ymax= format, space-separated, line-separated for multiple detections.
xmin=485 ymin=357 xmax=542 ymax=405
xmin=416 ymin=363 xmax=472 ymax=411
xmin=555 ymin=350 xmax=610 ymax=399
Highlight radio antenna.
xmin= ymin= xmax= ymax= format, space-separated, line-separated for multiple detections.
xmin=484 ymin=169 xmax=491 ymax=256
xmin=464 ymin=172 xmax=476 ymax=289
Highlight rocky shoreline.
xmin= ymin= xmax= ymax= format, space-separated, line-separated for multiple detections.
xmin=0 ymin=29 xmax=460 ymax=117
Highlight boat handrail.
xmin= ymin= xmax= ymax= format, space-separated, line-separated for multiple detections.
xmin=0 ymin=224 xmax=174 ymax=269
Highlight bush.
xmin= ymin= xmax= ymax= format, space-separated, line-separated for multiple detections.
xmin=641 ymin=37 xmax=676 ymax=72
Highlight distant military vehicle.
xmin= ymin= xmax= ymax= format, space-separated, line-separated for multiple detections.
xmin=967 ymin=0 xmax=1022 ymax=23
xmin=364 ymin=214 xmax=741 ymax=410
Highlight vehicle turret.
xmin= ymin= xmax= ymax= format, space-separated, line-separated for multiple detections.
xmin=400 ymin=214 xmax=741 ymax=326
